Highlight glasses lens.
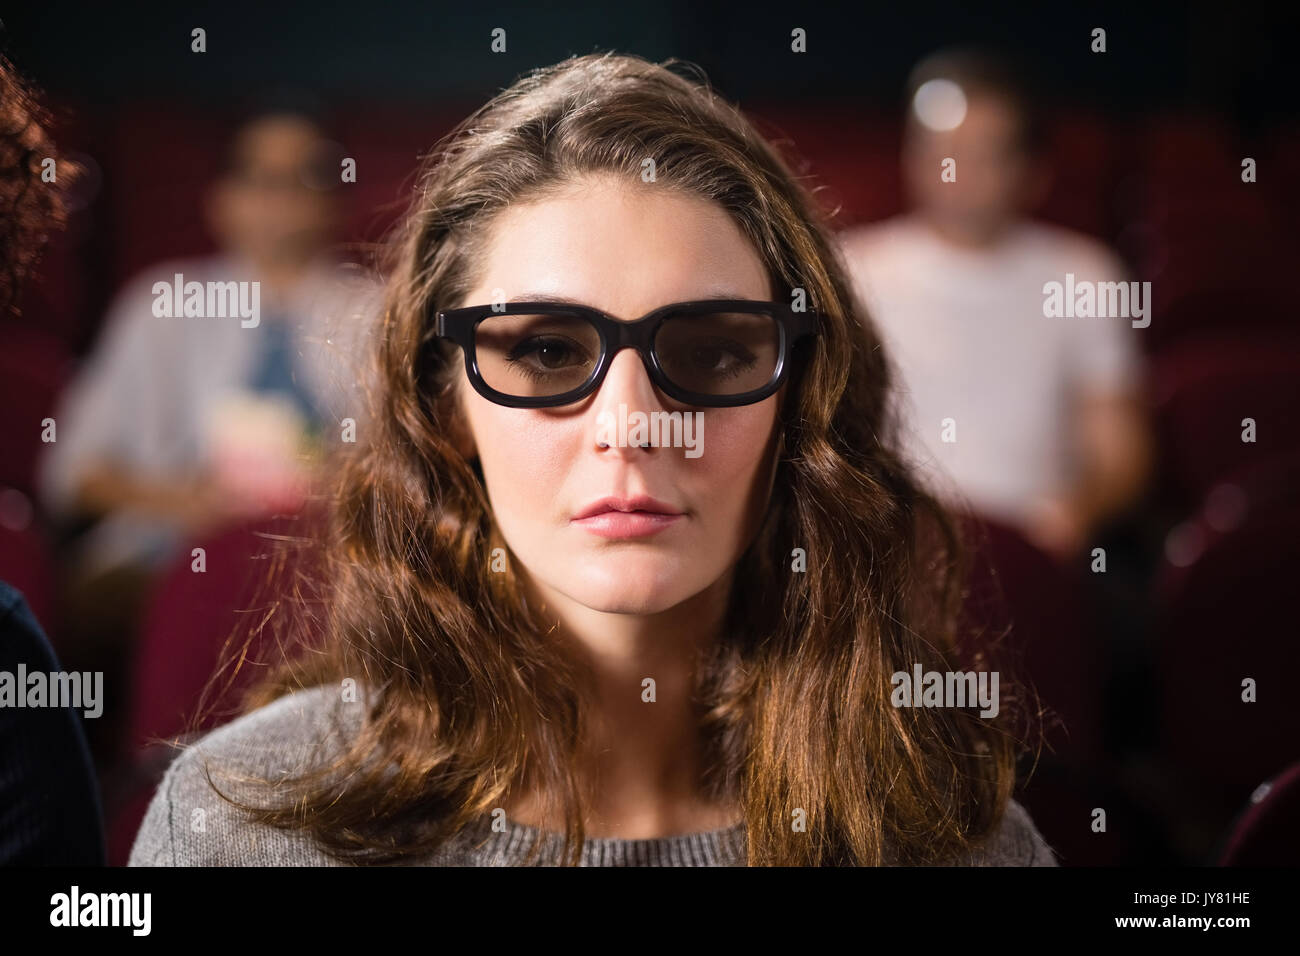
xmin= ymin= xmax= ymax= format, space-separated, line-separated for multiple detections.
xmin=474 ymin=311 xmax=601 ymax=398
xmin=654 ymin=310 xmax=781 ymax=396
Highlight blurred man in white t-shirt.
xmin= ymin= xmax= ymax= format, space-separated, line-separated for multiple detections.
xmin=839 ymin=49 xmax=1153 ymax=560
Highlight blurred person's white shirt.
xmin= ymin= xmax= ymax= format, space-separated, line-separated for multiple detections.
xmin=37 ymin=253 xmax=382 ymax=579
xmin=839 ymin=213 xmax=1143 ymax=532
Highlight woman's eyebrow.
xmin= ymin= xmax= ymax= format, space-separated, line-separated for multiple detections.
xmin=505 ymin=291 xmax=753 ymax=307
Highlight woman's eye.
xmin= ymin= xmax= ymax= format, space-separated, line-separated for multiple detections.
xmin=683 ymin=340 xmax=756 ymax=377
xmin=509 ymin=336 xmax=584 ymax=368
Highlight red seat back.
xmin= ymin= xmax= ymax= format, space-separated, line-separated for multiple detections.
xmin=127 ymin=507 xmax=328 ymax=747
xmin=1218 ymin=761 xmax=1300 ymax=866
xmin=958 ymin=516 xmax=1103 ymax=765
xmin=1155 ymin=497 xmax=1300 ymax=821
xmin=1150 ymin=334 xmax=1300 ymax=510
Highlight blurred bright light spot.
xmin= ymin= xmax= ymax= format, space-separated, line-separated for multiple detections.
xmin=1205 ymin=482 xmax=1248 ymax=532
xmin=0 ymin=488 xmax=33 ymax=532
xmin=912 ymin=79 xmax=968 ymax=132
xmin=1164 ymin=521 xmax=1205 ymax=568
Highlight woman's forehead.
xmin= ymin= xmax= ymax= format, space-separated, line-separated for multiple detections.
xmin=463 ymin=187 xmax=771 ymax=312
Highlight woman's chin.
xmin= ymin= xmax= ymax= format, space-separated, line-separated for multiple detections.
xmin=559 ymin=563 xmax=696 ymax=615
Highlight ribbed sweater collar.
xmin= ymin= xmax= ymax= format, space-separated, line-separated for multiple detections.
xmin=446 ymin=816 xmax=749 ymax=866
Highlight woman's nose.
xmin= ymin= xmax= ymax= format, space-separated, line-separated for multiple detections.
xmin=604 ymin=345 xmax=673 ymax=403
xmin=590 ymin=348 xmax=663 ymax=448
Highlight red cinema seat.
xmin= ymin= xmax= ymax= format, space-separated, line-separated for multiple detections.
xmin=127 ymin=508 xmax=328 ymax=748
xmin=1154 ymin=497 xmax=1300 ymax=826
xmin=957 ymin=515 xmax=1103 ymax=766
xmin=1149 ymin=333 xmax=1300 ymax=511
xmin=0 ymin=325 xmax=72 ymax=497
xmin=1218 ymin=761 xmax=1300 ymax=866
xmin=0 ymin=497 xmax=57 ymax=639
xmin=1138 ymin=113 xmax=1239 ymax=191
xmin=957 ymin=516 xmax=1111 ymax=865
xmin=106 ymin=507 xmax=328 ymax=865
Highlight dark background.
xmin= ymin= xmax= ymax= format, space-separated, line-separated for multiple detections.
xmin=4 ymin=0 xmax=1296 ymax=347
xmin=6 ymin=1 xmax=1294 ymax=116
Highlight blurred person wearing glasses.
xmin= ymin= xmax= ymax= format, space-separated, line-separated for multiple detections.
xmin=35 ymin=101 xmax=378 ymax=771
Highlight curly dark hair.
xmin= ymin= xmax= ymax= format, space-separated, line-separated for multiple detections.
xmin=0 ymin=54 xmax=77 ymax=316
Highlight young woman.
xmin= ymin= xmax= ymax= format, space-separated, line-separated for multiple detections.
xmin=129 ymin=51 xmax=1055 ymax=867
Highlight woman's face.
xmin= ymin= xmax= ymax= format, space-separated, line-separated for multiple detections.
xmin=453 ymin=172 xmax=783 ymax=616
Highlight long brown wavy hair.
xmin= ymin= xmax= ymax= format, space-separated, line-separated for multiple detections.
xmin=198 ymin=50 xmax=1039 ymax=866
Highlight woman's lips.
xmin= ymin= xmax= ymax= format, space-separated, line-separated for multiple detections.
xmin=570 ymin=510 xmax=684 ymax=538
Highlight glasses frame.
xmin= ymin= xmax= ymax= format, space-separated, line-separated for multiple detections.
xmin=433 ymin=299 xmax=822 ymax=409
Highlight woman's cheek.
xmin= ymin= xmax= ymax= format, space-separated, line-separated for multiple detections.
xmin=477 ymin=406 xmax=569 ymax=496
xmin=689 ymin=409 xmax=777 ymax=540
xmin=704 ymin=407 xmax=777 ymax=482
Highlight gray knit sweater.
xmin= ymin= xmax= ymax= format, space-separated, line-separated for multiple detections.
xmin=127 ymin=684 xmax=1059 ymax=866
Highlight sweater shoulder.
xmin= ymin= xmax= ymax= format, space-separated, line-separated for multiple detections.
xmin=958 ymin=797 xmax=1059 ymax=867
xmin=127 ymin=684 xmax=366 ymax=866
xmin=177 ymin=682 xmax=364 ymax=777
